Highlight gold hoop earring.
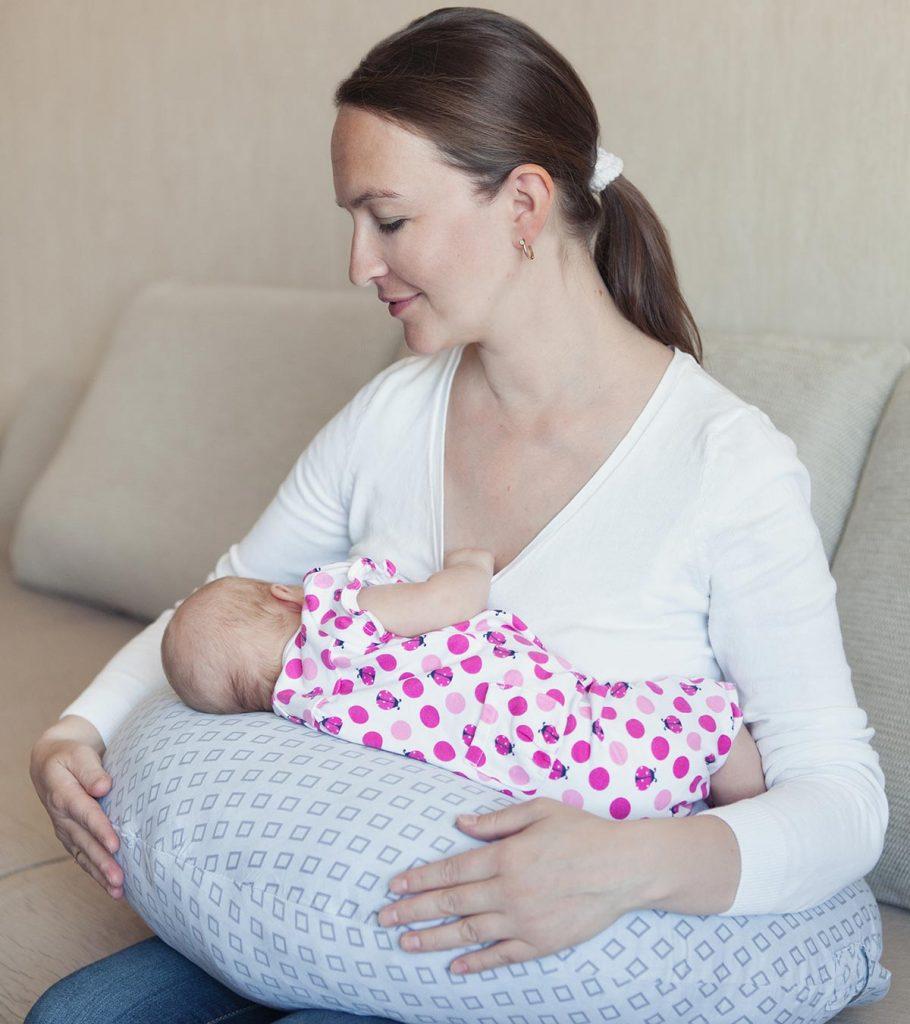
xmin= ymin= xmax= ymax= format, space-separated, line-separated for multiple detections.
xmin=518 ymin=237 xmax=535 ymax=260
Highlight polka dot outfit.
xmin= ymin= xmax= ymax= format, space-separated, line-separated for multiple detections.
xmin=271 ymin=556 xmax=744 ymax=819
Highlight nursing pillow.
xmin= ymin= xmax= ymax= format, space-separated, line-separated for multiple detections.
xmin=100 ymin=693 xmax=891 ymax=1022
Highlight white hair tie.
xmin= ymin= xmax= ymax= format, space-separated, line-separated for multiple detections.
xmin=590 ymin=146 xmax=623 ymax=192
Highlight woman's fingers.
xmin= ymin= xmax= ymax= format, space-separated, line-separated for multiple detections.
xmin=56 ymin=816 xmax=123 ymax=896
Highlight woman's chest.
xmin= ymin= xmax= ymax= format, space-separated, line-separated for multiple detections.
xmin=440 ymin=342 xmax=678 ymax=578
xmin=442 ymin=420 xmax=627 ymax=577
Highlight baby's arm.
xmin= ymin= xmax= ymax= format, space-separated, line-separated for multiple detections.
xmin=708 ymin=724 xmax=768 ymax=806
xmin=356 ymin=548 xmax=495 ymax=638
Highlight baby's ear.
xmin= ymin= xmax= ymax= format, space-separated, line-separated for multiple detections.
xmin=270 ymin=582 xmax=307 ymax=607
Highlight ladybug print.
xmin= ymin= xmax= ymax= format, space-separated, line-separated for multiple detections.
xmin=539 ymin=723 xmax=560 ymax=744
xmin=375 ymin=690 xmax=400 ymax=711
xmin=271 ymin=556 xmax=745 ymax=823
xmin=493 ymin=734 xmax=516 ymax=756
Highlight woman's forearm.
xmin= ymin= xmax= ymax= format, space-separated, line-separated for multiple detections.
xmin=627 ymin=813 xmax=742 ymax=915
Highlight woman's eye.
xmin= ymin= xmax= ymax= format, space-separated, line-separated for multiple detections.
xmin=378 ymin=220 xmax=405 ymax=234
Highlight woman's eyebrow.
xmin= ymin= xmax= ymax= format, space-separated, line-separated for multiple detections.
xmin=335 ymin=188 xmax=404 ymax=209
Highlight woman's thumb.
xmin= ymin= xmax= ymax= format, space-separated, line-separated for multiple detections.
xmin=79 ymin=759 xmax=112 ymax=795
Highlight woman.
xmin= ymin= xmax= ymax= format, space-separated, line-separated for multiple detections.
xmin=26 ymin=7 xmax=887 ymax=1022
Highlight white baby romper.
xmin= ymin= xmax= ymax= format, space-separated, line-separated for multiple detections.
xmin=271 ymin=555 xmax=744 ymax=819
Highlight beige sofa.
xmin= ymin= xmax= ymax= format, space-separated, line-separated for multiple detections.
xmin=1 ymin=281 xmax=908 ymax=1023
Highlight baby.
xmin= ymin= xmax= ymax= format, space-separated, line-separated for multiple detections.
xmin=161 ymin=548 xmax=767 ymax=818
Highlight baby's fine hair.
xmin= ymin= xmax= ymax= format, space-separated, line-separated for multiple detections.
xmin=161 ymin=576 xmax=277 ymax=714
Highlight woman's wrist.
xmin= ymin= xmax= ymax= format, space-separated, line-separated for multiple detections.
xmin=36 ymin=714 xmax=107 ymax=757
xmin=615 ymin=813 xmax=742 ymax=916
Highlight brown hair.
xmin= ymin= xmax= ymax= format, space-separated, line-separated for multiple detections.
xmin=161 ymin=577 xmax=278 ymax=715
xmin=333 ymin=6 xmax=702 ymax=363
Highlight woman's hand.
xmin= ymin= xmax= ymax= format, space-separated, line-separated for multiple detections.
xmin=375 ymin=797 xmax=653 ymax=976
xmin=29 ymin=716 xmax=124 ymax=900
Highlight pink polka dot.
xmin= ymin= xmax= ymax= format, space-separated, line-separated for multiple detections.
xmin=646 ymin=680 xmax=665 ymax=695
xmin=305 ymin=594 xmax=320 ymax=611
xmin=475 ymin=682 xmax=489 ymax=703
xmin=578 ymin=705 xmax=592 ymax=719
xmin=546 ymin=689 xmax=565 ymax=706
xmin=589 ymin=767 xmax=610 ymax=790
xmin=601 ymin=706 xmax=617 ymax=720
xmin=391 ymin=720 xmax=411 ymax=740
xmin=610 ymin=798 xmax=631 ymax=820
xmin=363 ymin=731 xmax=383 ymax=748
xmin=636 ymin=695 xmax=655 ymax=714
xmin=528 ymin=651 xmax=549 ymax=664
xmin=434 ymin=741 xmax=457 ymax=762
xmin=377 ymin=653 xmax=398 ymax=672
xmin=420 ymin=705 xmax=440 ymax=728
xmin=285 ymin=658 xmax=303 ymax=679
xmin=706 ymin=695 xmax=726 ymax=712
xmin=717 ymin=733 xmax=732 ymax=755
xmin=461 ymin=655 xmax=483 ymax=674
xmin=673 ymin=696 xmax=692 ymax=714
xmin=508 ymin=765 xmax=531 ymax=785
xmin=687 ymin=732 xmax=702 ymax=751
xmin=536 ymin=692 xmax=557 ymax=712
xmin=626 ymin=718 xmax=645 ymax=739
xmin=504 ymin=669 xmax=524 ymax=686
xmin=508 ymin=695 xmax=528 ymax=716
xmin=465 ymin=745 xmax=485 ymax=766
xmin=480 ymin=703 xmax=498 ymax=724
xmin=562 ymin=790 xmax=584 ymax=808
xmin=564 ymin=714 xmax=577 ymax=736
xmin=533 ymin=665 xmax=553 ymax=681
xmin=445 ymin=691 xmax=466 ymax=714
xmin=731 ymin=702 xmax=742 ymax=718
xmin=532 ymin=750 xmax=552 ymax=770
xmin=654 ymin=788 xmax=672 ymax=811
xmin=698 ymin=714 xmax=717 ymax=733
xmin=349 ymin=706 xmax=369 ymax=724
xmin=689 ymin=774 xmax=703 ymax=794
xmin=295 ymin=630 xmax=304 ymax=648
xmin=421 ymin=654 xmax=442 ymax=672
xmin=609 ymin=741 xmax=627 ymax=765
xmin=447 ymin=634 xmax=470 ymax=655
xmin=403 ymin=676 xmax=423 ymax=699
xmin=312 ymin=572 xmax=334 ymax=588
xmin=516 ymin=724 xmax=535 ymax=742
xmin=334 ymin=615 xmax=353 ymax=630
xmin=571 ymin=740 xmax=591 ymax=763
xmin=673 ymin=755 xmax=690 ymax=779
xmin=651 ymin=736 xmax=670 ymax=760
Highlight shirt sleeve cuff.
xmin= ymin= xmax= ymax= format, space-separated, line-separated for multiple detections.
xmin=698 ymin=800 xmax=795 ymax=916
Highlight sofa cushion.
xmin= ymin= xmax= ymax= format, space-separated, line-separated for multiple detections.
xmin=701 ymin=333 xmax=910 ymax=564
xmin=833 ymin=365 xmax=910 ymax=912
xmin=99 ymin=692 xmax=892 ymax=1021
xmin=9 ymin=281 xmax=404 ymax=622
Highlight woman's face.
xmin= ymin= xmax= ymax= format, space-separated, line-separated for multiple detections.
xmin=331 ymin=105 xmax=544 ymax=355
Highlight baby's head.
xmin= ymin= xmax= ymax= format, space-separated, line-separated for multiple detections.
xmin=161 ymin=577 xmax=307 ymax=715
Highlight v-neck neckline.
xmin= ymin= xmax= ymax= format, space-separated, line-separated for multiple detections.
xmin=433 ymin=343 xmax=687 ymax=585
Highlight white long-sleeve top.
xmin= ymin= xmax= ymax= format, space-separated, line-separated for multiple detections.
xmin=59 ymin=343 xmax=888 ymax=917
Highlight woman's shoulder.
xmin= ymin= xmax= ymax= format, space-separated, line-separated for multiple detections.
xmin=351 ymin=344 xmax=456 ymax=425
xmin=675 ymin=349 xmax=800 ymax=465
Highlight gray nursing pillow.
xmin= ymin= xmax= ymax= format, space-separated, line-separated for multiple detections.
xmin=99 ymin=693 xmax=890 ymax=1020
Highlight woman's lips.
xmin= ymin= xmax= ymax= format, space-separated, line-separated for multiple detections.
xmin=389 ymin=294 xmax=421 ymax=316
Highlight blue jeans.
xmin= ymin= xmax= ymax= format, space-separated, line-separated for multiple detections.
xmin=24 ymin=936 xmax=398 ymax=1023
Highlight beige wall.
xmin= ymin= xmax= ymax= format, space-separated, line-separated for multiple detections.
xmin=1 ymin=0 xmax=907 ymax=434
